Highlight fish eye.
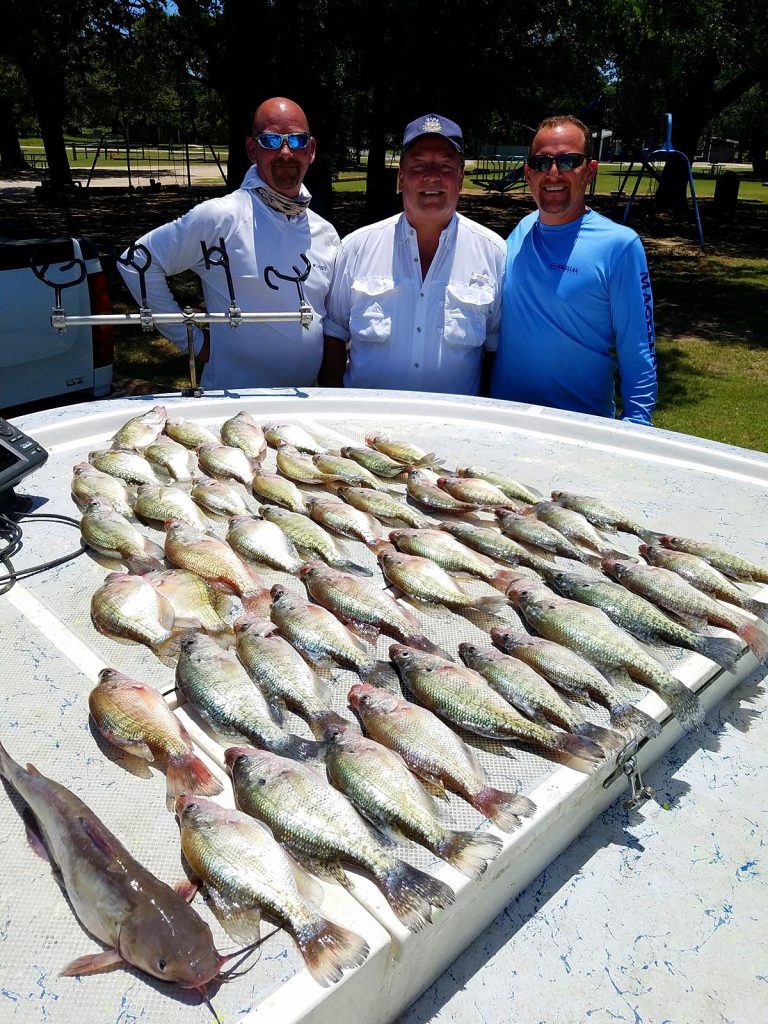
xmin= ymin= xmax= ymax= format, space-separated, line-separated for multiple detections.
xmin=258 ymin=777 xmax=267 ymax=786
xmin=157 ymin=958 xmax=167 ymax=972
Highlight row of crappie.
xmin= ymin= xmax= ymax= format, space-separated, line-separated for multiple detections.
xmin=8 ymin=403 xmax=768 ymax=1012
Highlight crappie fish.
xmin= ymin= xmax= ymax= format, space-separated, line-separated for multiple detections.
xmin=145 ymin=568 xmax=235 ymax=641
xmin=269 ymin=584 xmax=394 ymax=687
xmin=234 ymin=615 xmax=346 ymax=735
xmin=390 ymin=644 xmax=605 ymax=762
xmin=490 ymin=625 xmax=662 ymax=739
xmin=437 ymin=475 xmax=515 ymax=509
xmin=134 ymin=483 xmax=211 ymax=531
xmin=365 ymin=434 xmax=441 ymax=468
xmin=641 ymin=543 xmax=768 ymax=623
xmin=176 ymin=632 xmax=323 ymax=760
xmin=340 ymin=446 xmax=408 ymax=479
xmin=164 ymin=417 xmax=220 ymax=449
xmin=260 ymin=505 xmax=373 ymax=576
xmin=438 ymin=521 xmax=553 ymax=575
xmin=89 ymin=668 xmax=223 ymax=805
xmin=80 ymin=497 xmax=164 ymax=574
xmin=407 ymin=468 xmax=479 ymax=512
xmin=388 ymin=527 xmax=518 ymax=591
xmin=306 ymin=495 xmax=380 ymax=545
xmin=497 ymin=508 xmax=594 ymax=563
xmin=338 ymin=486 xmax=432 ymax=529
xmin=314 ymin=453 xmax=393 ymax=491
xmin=227 ymin=515 xmax=305 ymax=573
xmin=228 ymin=746 xmax=455 ymax=932
xmin=251 ymin=470 xmax=308 ymax=513
xmin=89 ymin=447 xmax=162 ymax=486
xmin=264 ymin=422 xmax=327 ymax=454
xmin=71 ymin=463 xmax=135 ymax=518
xmin=526 ymin=501 xmax=624 ymax=559
xmin=505 ymin=577 xmax=705 ymax=732
xmin=144 ymin=435 xmax=199 ymax=482
xmin=90 ymin=572 xmax=180 ymax=665
xmin=323 ymin=721 xmax=502 ymax=879
xmin=0 ymin=739 xmax=223 ymax=992
xmin=191 ymin=478 xmax=252 ymax=520
xmin=602 ymin=557 xmax=768 ymax=665
xmin=550 ymin=490 xmax=650 ymax=538
xmin=197 ymin=441 xmax=254 ymax=487
xmin=298 ymin=561 xmax=446 ymax=655
xmin=110 ymin=404 xmax=167 ymax=450
xmin=348 ymin=683 xmax=536 ymax=832
xmin=220 ymin=411 xmax=267 ymax=462
xmin=164 ymin=519 xmax=268 ymax=609
xmin=276 ymin=444 xmax=334 ymax=484
xmin=176 ymin=795 xmax=369 ymax=986
xmin=658 ymin=534 xmax=768 ymax=584
xmin=456 ymin=466 xmax=541 ymax=504
xmin=376 ymin=545 xmax=509 ymax=615
xmin=458 ymin=642 xmax=620 ymax=753
xmin=544 ymin=566 xmax=743 ymax=671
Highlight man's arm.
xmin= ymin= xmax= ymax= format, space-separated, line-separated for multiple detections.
xmin=317 ymin=336 xmax=347 ymax=386
xmin=611 ymin=237 xmax=658 ymax=425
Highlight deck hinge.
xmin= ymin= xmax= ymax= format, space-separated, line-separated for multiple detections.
xmin=602 ymin=738 xmax=654 ymax=810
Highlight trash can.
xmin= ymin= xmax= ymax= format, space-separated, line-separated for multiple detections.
xmin=713 ymin=170 xmax=740 ymax=212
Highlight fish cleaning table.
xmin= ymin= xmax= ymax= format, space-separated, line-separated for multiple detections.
xmin=1 ymin=389 xmax=766 ymax=1024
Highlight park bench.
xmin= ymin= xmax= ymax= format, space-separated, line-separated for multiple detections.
xmin=471 ymin=158 xmax=527 ymax=195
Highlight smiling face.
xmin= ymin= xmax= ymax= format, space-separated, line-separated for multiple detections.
xmin=526 ymin=123 xmax=597 ymax=226
xmin=399 ymin=136 xmax=464 ymax=231
xmin=245 ymin=97 xmax=316 ymax=198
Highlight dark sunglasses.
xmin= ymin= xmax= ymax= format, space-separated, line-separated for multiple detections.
xmin=526 ymin=153 xmax=587 ymax=173
xmin=254 ymin=132 xmax=311 ymax=151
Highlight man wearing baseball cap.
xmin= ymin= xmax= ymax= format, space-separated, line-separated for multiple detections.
xmin=319 ymin=113 xmax=505 ymax=395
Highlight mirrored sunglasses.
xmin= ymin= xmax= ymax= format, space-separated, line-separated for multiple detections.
xmin=526 ymin=153 xmax=587 ymax=173
xmin=255 ymin=132 xmax=311 ymax=151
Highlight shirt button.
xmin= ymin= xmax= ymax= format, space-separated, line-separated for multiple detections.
xmin=416 ymin=327 xmax=422 ymax=333
xmin=420 ymin=292 xmax=424 ymax=298
xmin=414 ymin=362 xmax=419 ymax=367
xmin=414 ymin=257 xmax=418 ymax=262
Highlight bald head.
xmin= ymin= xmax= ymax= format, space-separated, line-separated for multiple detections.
xmin=253 ymin=97 xmax=309 ymax=136
xmin=246 ymin=96 xmax=315 ymax=197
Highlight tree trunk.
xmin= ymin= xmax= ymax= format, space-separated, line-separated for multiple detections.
xmin=25 ymin=64 xmax=72 ymax=187
xmin=0 ymin=103 xmax=28 ymax=172
xmin=751 ymin=129 xmax=767 ymax=178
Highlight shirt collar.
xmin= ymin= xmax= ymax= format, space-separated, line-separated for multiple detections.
xmin=240 ymin=165 xmax=312 ymax=213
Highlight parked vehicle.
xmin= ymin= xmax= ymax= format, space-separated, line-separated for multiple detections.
xmin=0 ymin=235 xmax=114 ymax=415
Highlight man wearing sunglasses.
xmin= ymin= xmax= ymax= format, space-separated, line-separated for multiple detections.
xmin=319 ymin=114 xmax=505 ymax=396
xmin=118 ymin=97 xmax=339 ymax=390
xmin=490 ymin=115 xmax=657 ymax=425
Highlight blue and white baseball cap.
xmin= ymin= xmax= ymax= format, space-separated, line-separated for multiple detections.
xmin=402 ymin=114 xmax=463 ymax=154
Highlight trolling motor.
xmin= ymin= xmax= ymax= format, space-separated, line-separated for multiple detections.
xmin=35 ymin=237 xmax=314 ymax=398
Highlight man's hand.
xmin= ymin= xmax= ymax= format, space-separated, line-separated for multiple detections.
xmin=317 ymin=335 xmax=347 ymax=387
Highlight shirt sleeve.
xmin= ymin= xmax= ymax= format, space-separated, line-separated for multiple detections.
xmin=610 ymin=236 xmax=658 ymax=425
xmin=323 ymin=239 xmax=353 ymax=342
xmin=117 ymin=204 xmax=218 ymax=355
xmin=482 ymin=242 xmax=507 ymax=353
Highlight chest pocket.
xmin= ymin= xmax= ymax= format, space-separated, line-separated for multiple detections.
xmin=350 ymin=277 xmax=396 ymax=344
xmin=443 ymin=281 xmax=495 ymax=349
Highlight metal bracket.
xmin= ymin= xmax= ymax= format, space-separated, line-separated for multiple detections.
xmin=602 ymin=737 xmax=654 ymax=810
xmin=264 ymin=254 xmax=313 ymax=328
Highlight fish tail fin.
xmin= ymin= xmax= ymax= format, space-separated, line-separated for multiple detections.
xmin=736 ymin=620 xmax=768 ymax=664
xmin=471 ymin=787 xmax=536 ymax=833
xmin=306 ymin=709 xmax=349 ymax=740
xmin=379 ymin=860 xmax=455 ymax=932
xmin=609 ymin=703 xmax=662 ymax=739
xmin=241 ymin=587 xmax=274 ymax=618
xmin=411 ymin=453 xmax=441 ymax=469
xmin=333 ymin=558 xmax=374 ymax=577
xmin=574 ymin=721 xmax=626 ymax=755
xmin=690 ymin=632 xmax=743 ymax=672
xmin=153 ymin=634 xmax=183 ymax=667
xmin=557 ymin=731 xmax=606 ymax=763
xmin=639 ymin=529 xmax=667 ymax=545
xmin=743 ymin=597 xmax=768 ymax=624
xmin=165 ymin=751 xmax=224 ymax=801
xmin=656 ymin=678 xmax=706 ymax=732
xmin=297 ymin=918 xmax=370 ymax=987
xmin=436 ymin=830 xmax=503 ymax=879
xmin=359 ymin=660 xmax=401 ymax=692
xmin=278 ymin=734 xmax=327 ymax=761
xmin=126 ymin=554 xmax=165 ymax=575
xmin=402 ymin=634 xmax=454 ymax=660
xmin=490 ymin=568 xmax=530 ymax=593
xmin=472 ymin=594 xmax=510 ymax=617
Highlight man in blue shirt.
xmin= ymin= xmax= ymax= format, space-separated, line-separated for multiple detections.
xmin=490 ymin=115 xmax=657 ymax=425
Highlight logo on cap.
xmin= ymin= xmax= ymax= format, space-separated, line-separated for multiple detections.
xmin=421 ymin=116 xmax=443 ymax=134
